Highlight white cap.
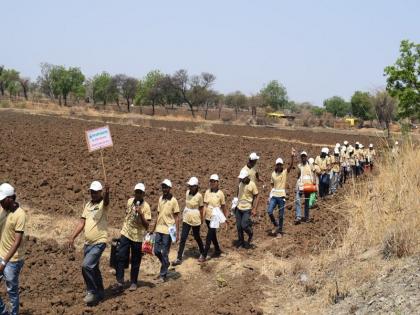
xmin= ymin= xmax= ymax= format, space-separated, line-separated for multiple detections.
xmin=321 ymin=147 xmax=329 ymax=154
xmin=308 ymin=158 xmax=314 ymax=165
xmin=210 ymin=174 xmax=219 ymax=181
xmin=0 ymin=183 xmax=15 ymax=201
xmin=334 ymin=148 xmax=340 ymax=154
xmin=134 ymin=183 xmax=145 ymax=192
xmin=335 ymin=143 xmax=340 ymax=148
xmin=341 ymin=145 xmax=346 ymax=151
xmin=300 ymin=151 xmax=308 ymax=156
xmin=238 ymin=169 xmax=249 ymax=179
xmin=343 ymin=140 xmax=349 ymax=145
xmin=187 ymin=177 xmax=199 ymax=186
xmin=249 ymin=152 xmax=260 ymax=160
xmin=369 ymin=144 xmax=373 ymax=148
xmin=360 ymin=144 xmax=364 ymax=148
xmin=162 ymin=179 xmax=172 ymax=188
xmin=395 ymin=141 xmax=399 ymax=145
xmin=275 ymin=158 xmax=284 ymax=165
xmin=348 ymin=146 xmax=354 ymax=153
xmin=356 ymin=141 xmax=360 ymax=145
xmin=89 ymin=181 xmax=103 ymax=191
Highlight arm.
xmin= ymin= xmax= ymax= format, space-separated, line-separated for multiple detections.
xmin=103 ymin=183 xmax=110 ymax=207
xmin=0 ymin=232 xmax=23 ymax=270
xmin=68 ymin=218 xmax=85 ymax=248
xmin=174 ymin=213 xmax=180 ymax=242
xmin=287 ymin=154 xmax=295 ymax=172
xmin=251 ymin=194 xmax=260 ymax=216
xmin=199 ymin=205 xmax=205 ymax=224
xmin=137 ymin=209 xmax=150 ymax=229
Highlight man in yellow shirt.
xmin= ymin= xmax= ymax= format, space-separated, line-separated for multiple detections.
xmin=115 ymin=183 xmax=151 ymax=291
xmin=315 ymin=147 xmax=331 ymax=198
xmin=267 ymin=149 xmax=295 ymax=236
xmin=240 ymin=152 xmax=261 ymax=184
xmin=367 ymin=144 xmax=376 ymax=170
xmin=68 ymin=180 xmax=110 ymax=305
xmin=295 ymin=151 xmax=315 ymax=224
xmin=330 ymin=148 xmax=341 ymax=194
xmin=152 ymin=179 xmax=180 ymax=283
xmin=172 ymin=177 xmax=204 ymax=266
xmin=0 ymin=183 xmax=26 ymax=315
xmin=235 ymin=169 xmax=259 ymax=249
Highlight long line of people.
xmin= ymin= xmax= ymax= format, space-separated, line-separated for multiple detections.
xmin=0 ymin=140 xmax=378 ymax=310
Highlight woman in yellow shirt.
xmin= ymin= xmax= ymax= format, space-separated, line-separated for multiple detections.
xmin=199 ymin=174 xmax=227 ymax=262
xmin=172 ymin=177 xmax=204 ymax=266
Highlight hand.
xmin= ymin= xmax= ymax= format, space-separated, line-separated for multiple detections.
xmin=0 ymin=263 xmax=5 ymax=273
xmin=67 ymin=237 xmax=75 ymax=249
xmin=292 ymin=147 xmax=296 ymax=156
xmin=176 ymin=233 xmax=180 ymax=243
xmin=251 ymin=208 xmax=257 ymax=217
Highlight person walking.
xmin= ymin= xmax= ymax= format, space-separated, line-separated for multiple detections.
xmin=295 ymin=151 xmax=316 ymax=224
xmin=315 ymin=148 xmax=331 ymax=198
xmin=241 ymin=152 xmax=261 ymax=184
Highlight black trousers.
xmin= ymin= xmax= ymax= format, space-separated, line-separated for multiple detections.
xmin=235 ymin=209 xmax=253 ymax=243
xmin=115 ymin=235 xmax=142 ymax=285
xmin=177 ymin=222 xmax=204 ymax=260
xmin=203 ymin=220 xmax=221 ymax=256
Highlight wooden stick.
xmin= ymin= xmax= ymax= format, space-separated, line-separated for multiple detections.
xmin=100 ymin=149 xmax=107 ymax=183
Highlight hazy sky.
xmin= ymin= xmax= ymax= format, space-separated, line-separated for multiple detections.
xmin=2 ymin=0 xmax=419 ymax=106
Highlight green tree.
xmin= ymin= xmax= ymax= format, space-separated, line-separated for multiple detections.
xmin=323 ymin=96 xmax=350 ymax=117
xmin=135 ymin=70 xmax=165 ymax=115
xmin=2 ymin=69 xmax=20 ymax=99
xmin=92 ymin=72 xmax=112 ymax=105
xmin=351 ymin=91 xmax=373 ymax=123
xmin=384 ymin=40 xmax=420 ymax=120
xmin=260 ymin=80 xmax=288 ymax=111
xmin=311 ymin=107 xmax=325 ymax=117
xmin=48 ymin=65 xmax=85 ymax=105
xmin=373 ymin=90 xmax=397 ymax=138
xmin=120 ymin=75 xmax=138 ymax=112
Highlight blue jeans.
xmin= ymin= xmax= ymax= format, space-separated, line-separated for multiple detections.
xmin=153 ymin=233 xmax=171 ymax=278
xmin=235 ymin=209 xmax=253 ymax=243
xmin=330 ymin=172 xmax=339 ymax=193
xmin=295 ymin=190 xmax=310 ymax=220
xmin=0 ymin=259 xmax=24 ymax=315
xmin=82 ymin=243 xmax=106 ymax=295
xmin=267 ymin=197 xmax=285 ymax=226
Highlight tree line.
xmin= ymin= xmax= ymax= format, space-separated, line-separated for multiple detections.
xmin=1 ymin=40 xmax=418 ymax=126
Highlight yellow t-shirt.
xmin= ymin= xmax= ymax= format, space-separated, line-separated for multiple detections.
xmin=155 ymin=196 xmax=180 ymax=235
xmin=366 ymin=149 xmax=376 ymax=162
xmin=241 ymin=165 xmax=257 ymax=183
xmin=0 ymin=207 xmax=8 ymax=231
xmin=271 ymin=169 xmax=287 ymax=198
xmin=0 ymin=207 xmax=26 ymax=262
xmin=298 ymin=163 xmax=314 ymax=184
xmin=183 ymin=191 xmax=204 ymax=226
xmin=331 ymin=155 xmax=340 ymax=173
xmin=203 ymin=189 xmax=226 ymax=221
xmin=315 ymin=156 xmax=330 ymax=173
xmin=121 ymin=198 xmax=152 ymax=242
xmin=238 ymin=181 xmax=258 ymax=211
xmin=82 ymin=200 xmax=108 ymax=245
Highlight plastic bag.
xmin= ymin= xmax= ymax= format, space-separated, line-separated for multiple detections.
xmin=142 ymin=233 xmax=155 ymax=255
xmin=309 ymin=192 xmax=317 ymax=208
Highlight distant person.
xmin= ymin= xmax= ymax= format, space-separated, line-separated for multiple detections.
xmin=172 ymin=177 xmax=204 ymax=266
xmin=241 ymin=152 xmax=261 ymax=184
xmin=267 ymin=148 xmax=295 ymax=236
xmin=152 ymin=179 xmax=180 ymax=283
xmin=115 ymin=183 xmax=151 ymax=291
xmin=295 ymin=151 xmax=315 ymax=224
xmin=0 ymin=183 xmax=26 ymax=315
xmin=392 ymin=141 xmax=399 ymax=156
xmin=68 ymin=180 xmax=110 ymax=305
xmin=367 ymin=144 xmax=376 ymax=170
xmin=199 ymin=174 xmax=227 ymax=262
xmin=235 ymin=169 xmax=259 ymax=248
xmin=315 ymin=148 xmax=331 ymax=198
xmin=330 ymin=148 xmax=341 ymax=194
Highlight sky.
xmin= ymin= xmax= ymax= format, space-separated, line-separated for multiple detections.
xmin=1 ymin=0 xmax=419 ymax=106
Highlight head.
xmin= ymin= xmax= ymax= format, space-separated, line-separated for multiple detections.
xmin=248 ymin=152 xmax=259 ymax=167
xmin=248 ymin=159 xmax=257 ymax=168
xmin=161 ymin=184 xmax=171 ymax=195
xmin=241 ymin=176 xmax=251 ymax=185
xmin=0 ymin=183 xmax=16 ymax=211
xmin=238 ymin=169 xmax=250 ymax=184
xmin=275 ymin=158 xmax=284 ymax=172
xmin=300 ymin=152 xmax=308 ymax=164
xmin=89 ymin=181 xmax=103 ymax=203
xmin=134 ymin=189 xmax=145 ymax=200
xmin=209 ymin=174 xmax=219 ymax=190
xmin=321 ymin=148 xmax=328 ymax=158
xmin=187 ymin=177 xmax=199 ymax=194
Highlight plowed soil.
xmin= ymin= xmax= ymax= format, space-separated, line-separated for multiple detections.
xmin=0 ymin=110 xmax=367 ymax=314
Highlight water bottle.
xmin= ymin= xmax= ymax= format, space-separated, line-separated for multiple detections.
xmin=168 ymin=225 xmax=176 ymax=243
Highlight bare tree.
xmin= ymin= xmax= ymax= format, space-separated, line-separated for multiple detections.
xmin=19 ymin=77 xmax=30 ymax=100
xmin=373 ymin=90 xmax=397 ymax=138
xmin=121 ymin=76 xmax=138 ymax=112
xmin=0 ymin=65 xmax=4 ymax=96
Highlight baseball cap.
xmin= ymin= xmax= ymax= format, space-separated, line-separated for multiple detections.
xmin=161 ymin=179 xmax=172 ymax=188
xmin=238 ymin=169 xmax=249 ymax=179
xmin=343 ymin=140 xmax=349 ymax=145
xmin=210 ymin=174 xmax=219 ymax=181
xmin=300 ymin=151 xmax=308 ymax=156
xmin=321 ymin=147 xmax=329 ymax=154
xmin=335 ymin=143 xmax=340 ymax=148
xmin=89 ymin=181 xmax=103 ymax=191
xmin=275 ymin=158 xmax=284 ymax=165
xmin=0 ymin=183 xmax=15 ymax=201
xmin=308 ymin=158 xmax=314 ymax=165
xmin=187 ymin=177 xmax=199 ymax=186
xmin=134 ymin=183 xmax=145 ymax=192
xmin=249 ymin=152 xmax=260 ymax=161
xmin=369 ymin=144 xmax=373 ymax=148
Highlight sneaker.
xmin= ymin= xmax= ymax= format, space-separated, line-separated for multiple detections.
xmin=247 ymin=233 xmax=253 ymax=244
xmin=156 ymin=277 xmax=166 ymax=284
xmin=294 ymin=218 xmax=302 ymax=225
xmin=276 ymin=228 xmax=283 ymax=236
xmin=84 ymin=292 xmax=97 ymax=305
xmin=171 ymin=258 xmax=182 ymax=266
xmin=212 ymin=251 xmax=222 ymax=258
xmin=235 ymin=241 xmax=244 ymax=248
xmin=128 ymin=283 xmax=137 ymax=291
xmin=270 ymin=227 xmax=278 ymax=236
xmin=112 ymin=282 xmax=124 ymax=293
xmin=242 ymin=242 xmax=251 ymax=250
xmin=198 ymin=255 xmax=206 ymax=263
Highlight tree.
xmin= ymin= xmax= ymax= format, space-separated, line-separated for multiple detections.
xmin=37 ymin=63 xmax=56 ymax=99
xmin=135 ymin=70 xmax=165 ymax=115
xmin=120 ymin=76 xmax=138 ymax=112
xmin=372 ymin=90 xmax=397 ymax=138
xmin=2 ymin=69 xmax=20 ymax=100
xmin=109 ymin=74 xmax=125 ymax=107
xmin=351 ymin=91 xmax=373 ymax=124
xmin=384 ymin=40 xmax=420 ymax=120
xmin=323 ymin=96 xmax=350 ymax=117
xmin=225 ymin=91 xmax=247 ymax=119
xmin=0 ymin=65 xmax=5 ymax=96
xmin=19 ymin=77 xmax=30 ymax=100
xmin=260 ymin=80 xmax=288 ymax=111
xmin=311 ymin=107 xmax=325 ymax=117
xmin=92 ymin=72 xmax=112 ymax=105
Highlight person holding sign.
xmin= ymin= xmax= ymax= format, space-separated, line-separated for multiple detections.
xmin=152 ymin=179 xmax=180 ymax=283
xmin=172 ymin=177 xmax=204 ymax=266
xmin=68 ymin=181 xmax=110 ymax=305
xmin=115 ymin=183 xmax=151 ymax=291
